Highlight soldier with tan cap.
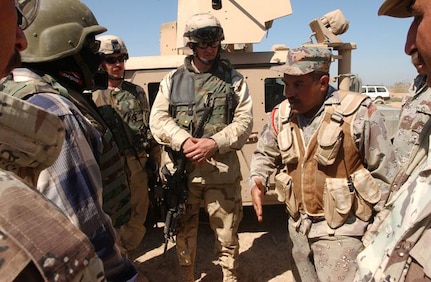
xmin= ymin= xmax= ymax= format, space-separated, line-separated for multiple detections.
xmin=93 ymin=34 xmax=160 ymax=254
xmin=249 ymin=46 xmax=395 ymax=281
xmin=0 ymin=0 xmax=105 ymax=280
xmin=355 ymin=0 xmax=431 ymax=280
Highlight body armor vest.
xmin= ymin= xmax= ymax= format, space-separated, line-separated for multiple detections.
xmin=169 ymin=58 xmax=238 ymax=137
xmin=93 ymin=81 xmax=150 ymax=156
xmin=274 ymin=92 xmax=381 ymax=228
xmin=2 ymin=74 xmax=131 ymax=228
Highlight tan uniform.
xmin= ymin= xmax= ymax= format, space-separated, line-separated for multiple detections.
xmin=150 ymin=56 xmax=253 ymax=281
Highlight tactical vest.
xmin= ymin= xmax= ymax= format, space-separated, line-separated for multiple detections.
xmin=0 ymin=170 xmax=104 ymax=281
xmin=273 ymin=91 xmax=381 ymax=228
xmin=2 ymin=74 xmax=131 ymax=228
xmin=169 ymin=58 xmax=238 ymax=137
xmin=93 ymin=80 xmax=150 ymax=155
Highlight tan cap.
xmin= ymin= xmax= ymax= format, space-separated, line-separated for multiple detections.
xmin=271 ymin=46 xmax=332 ymax=75
xmin=378 ymin=0 xmax=412 ymax=18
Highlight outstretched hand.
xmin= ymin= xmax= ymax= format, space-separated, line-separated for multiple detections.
xmin=251 ymin=178 xmax=265 ymax=222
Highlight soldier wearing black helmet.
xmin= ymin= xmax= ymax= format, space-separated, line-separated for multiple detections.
xmin=1 ymin=0 xmax=137 ymax=280
xmin=150 ymin=13 xmax=253 ymax=281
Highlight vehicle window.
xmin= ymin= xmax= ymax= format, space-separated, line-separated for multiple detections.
xmin=376 ymin=87 xmax=387 ymax=93
xmin=265 ymin=78 xmax=286 ymax=113
xmin=147 ymin=82 xmax=160 ymax=108
xmin=368 ymin=87 xmax=376 ymax=93
xmin=361 ymin=87 xmax=366 ymax=93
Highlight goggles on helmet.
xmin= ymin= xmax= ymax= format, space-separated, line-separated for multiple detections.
xmin=16 ymin=0 xmax=39 ymax=30
xmin=185 ymin=26 xmax=223 ymax=42
xmin=105 ymin=54 xmax=128 ymax=64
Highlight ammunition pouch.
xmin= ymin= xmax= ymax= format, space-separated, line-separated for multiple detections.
xmin=277 ymin=124 xmax=299 ymax=165
xmin=351 ymin=167 xmax=381 ymax=221
xmin=323 ymin=178 xmax=354 ymax=229
xmin=274 ymin=171 xmax=298 ymax=219
xmin=315 ymin=116 xmax=344 ymax=166
xmin=323 ymin=168 xmax=381 ymax=229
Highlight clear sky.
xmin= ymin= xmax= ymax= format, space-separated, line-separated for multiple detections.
xmin=82 ymin=0 xmax=416 ymax=86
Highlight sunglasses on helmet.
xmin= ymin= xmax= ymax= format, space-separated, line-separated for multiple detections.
xmin=105 ymin=54 xmax=128 ymax=64
xmin=185 ymin=26 xmax=223 ymax=42
xmin=16 ymin=0 xmax=39 ymax=30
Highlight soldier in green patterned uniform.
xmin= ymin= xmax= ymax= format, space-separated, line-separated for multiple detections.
xmin=93 ymin=34 xmax=160 ymax=254
xmin=149 ymin=13 xmax=253 ymax=282
xmin=249 ymin=46 xmax=396 ymax=282
xmin=355 ymin=0 xmax=431 ymax=280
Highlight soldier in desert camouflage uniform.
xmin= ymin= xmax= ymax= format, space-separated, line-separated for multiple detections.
xmin=93 ymin=34 xmax=160 ymax=254
xmin=0 ymin=0 xmax=104 ymax=279
xmin=355 ymin=0 xmax=431 ymax=280
xmin=249 ymin=46 xmax=396 ymax=282
xmin=149 ymin=13 xmax=253 ymax=282
xmin=390 ymin=51 xmax=431 ymax=189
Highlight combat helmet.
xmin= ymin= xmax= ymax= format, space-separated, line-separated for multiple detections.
xmin=97 ymin=35 xmax=129 ymax=60
xmin=20 ymin=0 xmax=107 ymax=63
xmin=183 ymin=13 xmax=225 ymax=47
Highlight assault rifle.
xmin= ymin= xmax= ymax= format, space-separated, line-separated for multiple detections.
xmin=147 ymin=159 xmax=167 ymax=226
xmin=162 ymin=93 xmax=215 ymax=255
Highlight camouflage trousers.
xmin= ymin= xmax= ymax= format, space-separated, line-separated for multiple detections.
xmin=117 ymin=153 xmax=149 ymax=253
xmin=287 ymin=217 xmax=362 ymax=282
xmin=176 ymin=181 xmax=243 ymax=282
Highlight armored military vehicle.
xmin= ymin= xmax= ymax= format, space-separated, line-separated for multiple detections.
xmin=124 ymin=0 xmax=400 ymax=206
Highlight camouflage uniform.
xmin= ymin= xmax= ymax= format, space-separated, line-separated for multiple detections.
xmin=93 ymin=80 xmax=160 ymax=252
xmin=355 ymin=160 xmax=431 ymax=281
xmin=355 ymin=77 xmax=431 ymax=281
xmin=0 ymin=91 xmax=105 ymax=281
xmin=3 ymin=68 xmax=137 ymax=281
xmin=150 ymin=55 xmax=253 ymax=281
xmin=249 ymin=47 xmax=396 ymax=282
xmin=390 ymin=74 xmax=431 ymax=190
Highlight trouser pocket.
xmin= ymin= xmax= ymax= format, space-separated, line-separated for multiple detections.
xmin=275 ymin=171 xmax=298 ymax=219
xmin=323 ymin=178 xmax=353 ymax=229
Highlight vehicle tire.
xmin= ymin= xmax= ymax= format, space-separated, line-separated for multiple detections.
xmin=373 ymin=97 xmax=385 ymax=104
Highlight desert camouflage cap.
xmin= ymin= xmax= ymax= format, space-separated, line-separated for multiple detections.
xmin=378 ymin=0 xmax=412 ymax=18
xmin=271 ymin=46 xmax=332 ymax=76
xmin=97 ymin=34 xmax=129 ymax=56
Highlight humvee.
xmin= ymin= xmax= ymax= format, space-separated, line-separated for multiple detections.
xmin=124 ymin=0 xmax=400 ymax=206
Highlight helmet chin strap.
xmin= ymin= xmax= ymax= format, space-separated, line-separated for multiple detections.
xmin=193 ymin=46 xmax=221 ymax=66
xmin=108 ymin=74 xmax=123 ymax=81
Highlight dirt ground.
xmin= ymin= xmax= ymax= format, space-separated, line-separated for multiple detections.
xmin=128 ymin=94 xmax=406 ymax=282
xmin=131 ymin=205 xmax=294 ymax=282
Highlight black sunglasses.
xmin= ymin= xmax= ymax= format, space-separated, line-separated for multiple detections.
xmin=196 ymin=41 xmax=220 ymax=49
xmin=105 ymin=54 xmax=128 ymax=64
